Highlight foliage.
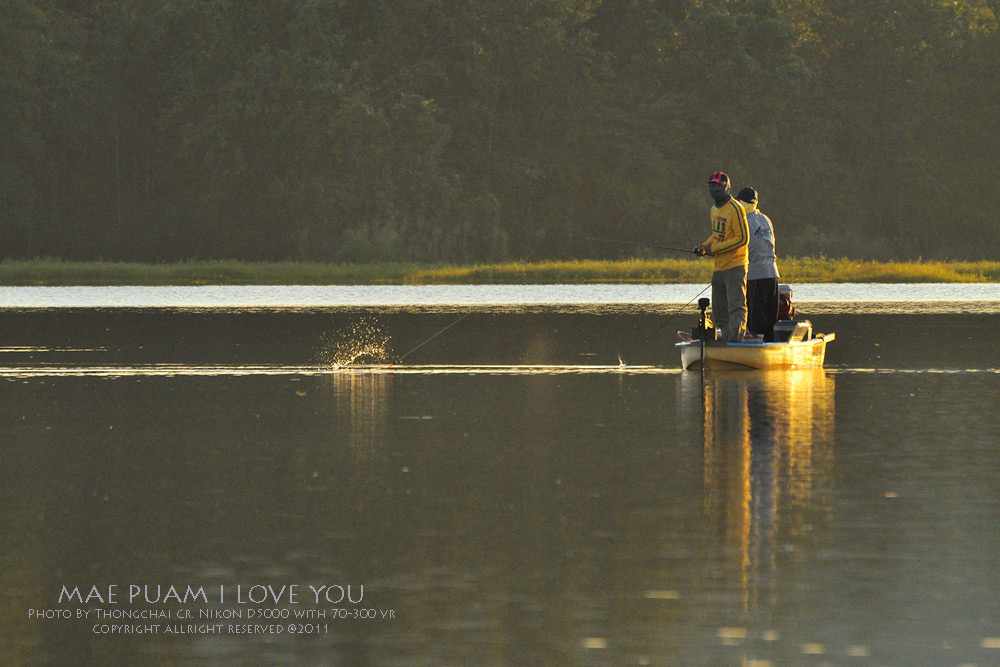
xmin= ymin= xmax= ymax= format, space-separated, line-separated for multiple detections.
xmin=1 ymin=0 xmax=997 ymax=262
xmin=2 ymin=257 xmax=998 ymax=286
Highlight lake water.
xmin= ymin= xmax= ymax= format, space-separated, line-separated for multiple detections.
xmin=2 ymin=285 xmax=1000 ymax=666
xmin=1 ymin=282 xmax=999 ymax=309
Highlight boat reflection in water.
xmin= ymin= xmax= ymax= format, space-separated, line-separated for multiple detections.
xmin=686 ymin=369 xmax=836 ymax=649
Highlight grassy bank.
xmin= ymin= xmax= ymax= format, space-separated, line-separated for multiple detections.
xmin=1 ymin=257 xmax=999 ymax=286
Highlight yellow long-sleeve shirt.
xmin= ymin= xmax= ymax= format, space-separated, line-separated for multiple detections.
xmin=702 ymin=197 xmax=750 ymax=272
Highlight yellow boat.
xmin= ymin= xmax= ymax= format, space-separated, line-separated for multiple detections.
xmin=675 ymin=293 xmax=835 ymax=371
xmin=676 ymin=328 xmax=835 ymax=371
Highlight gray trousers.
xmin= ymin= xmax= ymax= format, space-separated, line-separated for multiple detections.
xmin=711 ymin=265 xmax=748 ymax=342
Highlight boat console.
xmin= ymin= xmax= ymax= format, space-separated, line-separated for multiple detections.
xmin=773 ymin=319 xmax=813 ymax=343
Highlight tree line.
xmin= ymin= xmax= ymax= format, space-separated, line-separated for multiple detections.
xmin=2 ymin=0 xmax=998 ymax=262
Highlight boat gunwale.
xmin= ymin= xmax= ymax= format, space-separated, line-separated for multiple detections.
xmin=674 ymin=332 xmax=835 ymax=349
xmin=676 ymin=333 xmax=834 ymax=370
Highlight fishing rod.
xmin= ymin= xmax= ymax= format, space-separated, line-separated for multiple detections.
xmin=587 ymin=237 xmax=702 ymax=255
xmin=617 ymin=283 xmax=712 ymax=366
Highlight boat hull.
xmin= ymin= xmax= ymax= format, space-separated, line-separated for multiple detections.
xmin=677 ymin=333 xmax=835 ymax=371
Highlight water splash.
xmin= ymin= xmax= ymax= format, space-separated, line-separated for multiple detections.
xmin=318 ymin=318 xmax=393 ymax=367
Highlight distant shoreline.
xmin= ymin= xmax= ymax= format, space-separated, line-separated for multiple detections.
xmin=1 ymin=258 xmax=998 ymax=286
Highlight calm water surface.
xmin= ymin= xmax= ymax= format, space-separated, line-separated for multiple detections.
xmin=1 ymin=282 xmax=999 ymax=309
xmin=2 ymin=289 xmax=999 ymax=666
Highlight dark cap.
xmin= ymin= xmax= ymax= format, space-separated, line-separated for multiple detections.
xmin=736 ymin=186 xmax=758 ymax=203
xmin=708 ymin=171 xmax=728 ymax=185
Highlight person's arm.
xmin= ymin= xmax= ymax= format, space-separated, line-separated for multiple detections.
xmin=698 ymin=213 xmax=718 ymax=255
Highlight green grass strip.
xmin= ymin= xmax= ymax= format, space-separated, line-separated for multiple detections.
xmin=0 ymin=257 xmax=998 ymax=286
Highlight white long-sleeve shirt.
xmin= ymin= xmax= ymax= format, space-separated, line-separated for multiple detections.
xmin=745 ymin=208 xmax=779 ymax=280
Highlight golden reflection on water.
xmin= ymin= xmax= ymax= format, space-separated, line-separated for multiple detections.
xmin=694 ymin=370 xmax=836 ymax=633
xmin=323 ymin=371 xmax=393 ymax=465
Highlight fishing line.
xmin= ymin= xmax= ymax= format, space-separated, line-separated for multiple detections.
xmin=587 ymin=237 xmax=698 ymax=255
xmin=397 ymin=312 xmax=472 ymax=363
xmin=618 ymin=283 xmax=712 ymax=365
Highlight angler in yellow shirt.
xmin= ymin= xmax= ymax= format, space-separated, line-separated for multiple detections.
xmin=695 ymin=171 xmax=750 ymax=342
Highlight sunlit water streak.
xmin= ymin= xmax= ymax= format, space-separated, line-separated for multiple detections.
xmin=0 ymin=364 xmax=996 ymax=378
xmin=0 ymin=346 xmax=107 ymax=353
xmin=0 ymin=363 xmax=670 ymax=377
xmin=1 ymin=283 xmax=999 ymax=310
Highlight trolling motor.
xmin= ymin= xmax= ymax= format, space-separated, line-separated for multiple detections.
xmin=693 ymin=297 xmax=715 ymax=341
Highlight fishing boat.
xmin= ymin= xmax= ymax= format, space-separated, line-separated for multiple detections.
xmin=676 ymin=328 xmax=835 ymax=370
xmin=676 ymin=292 xmax=835 ymax=371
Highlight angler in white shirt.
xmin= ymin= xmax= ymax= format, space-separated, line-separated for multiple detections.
xmin=736 ymin=187 xmax=780 ymax=342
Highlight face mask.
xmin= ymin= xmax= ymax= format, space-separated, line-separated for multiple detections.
xmin=709 ymin=184 xmax=730 ymax=205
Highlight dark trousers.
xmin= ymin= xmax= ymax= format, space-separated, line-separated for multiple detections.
xmin=747 ymin=277 xmax=779 ymax=341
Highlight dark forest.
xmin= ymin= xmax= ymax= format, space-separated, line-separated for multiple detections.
xmin=2 ymin=0 xmax=998 ymax=262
